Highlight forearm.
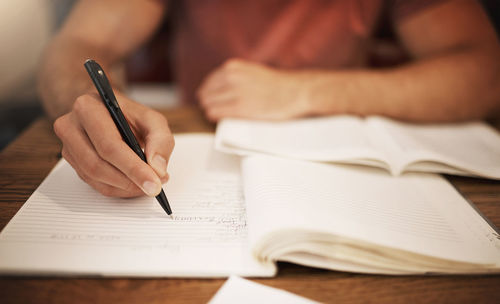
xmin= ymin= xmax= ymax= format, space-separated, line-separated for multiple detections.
xmin=37 ymin=0 xmax=166 ymax=120
xmin=304 ymin=46 xmax=500 ymax=122
xmin=196 ymin=0 xmax=499 ymax=123
xmin=37 ymin=36 xmax=121 ymax=119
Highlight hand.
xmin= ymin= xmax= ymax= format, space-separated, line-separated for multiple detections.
xmin=197 ymin=59 xmax=313 ymax=122
xmin=53 ymin=92 xmax=174 ymax=198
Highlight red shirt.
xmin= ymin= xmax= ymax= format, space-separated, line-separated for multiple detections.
xmin=168 ymin=0 xmax=447 ymax=103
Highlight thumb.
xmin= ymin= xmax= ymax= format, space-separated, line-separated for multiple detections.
xmin=118 ymin=94 xmax=175 ymax=181
xmin=140 ymin=112 xmax=175 ymax=179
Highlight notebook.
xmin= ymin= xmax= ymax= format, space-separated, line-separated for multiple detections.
xmin=208 ymin=276 xmax=319 ymax=304
xmin=0 ymin=133 xmax=499 ymax=276
xmin=215 ymin=116 xmax=500 ymax=179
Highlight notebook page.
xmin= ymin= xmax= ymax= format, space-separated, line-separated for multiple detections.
xmin=0 ymin=134 xmax=275 ymax=277
xmin=209 ymin=276 xmax=319 ymax=304
xmin=215 ymin=116 xmax=387 ymax=164
xmin=368 ymin=117 xmax=500 ymax=178
xmin=242 ymin=156 xmax=500 ymax=269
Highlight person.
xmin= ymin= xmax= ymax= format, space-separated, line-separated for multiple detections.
xmin=37 ymin=0 xmax=500 ymax=199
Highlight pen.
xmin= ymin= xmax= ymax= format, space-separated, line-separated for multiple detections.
xmin=84 ymin=59 xmax=173 ymax=217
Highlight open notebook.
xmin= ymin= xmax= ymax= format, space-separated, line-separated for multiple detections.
xmin=215 ymin=116 xmax=500 ymax=179
xmin=0 ymin=134 xmax=499 ymax=276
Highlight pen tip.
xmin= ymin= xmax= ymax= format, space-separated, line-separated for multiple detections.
xmin=168 ymin=214 xmax=174 ymax=220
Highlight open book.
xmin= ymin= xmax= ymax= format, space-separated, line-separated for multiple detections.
xmin=0 ymin=134 xmax=499 ymax=276
xmin=215 ymin=116 xmax=500 ymax=179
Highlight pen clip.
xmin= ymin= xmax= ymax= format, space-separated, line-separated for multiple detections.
xmin=84 ymin=59 xmax=120 ymax=109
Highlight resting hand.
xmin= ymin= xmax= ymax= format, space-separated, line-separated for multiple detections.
xmin=53 ymin=92 xmax=174 ymax=198
xmin=197 ymin=59 xmax=313 ymax=122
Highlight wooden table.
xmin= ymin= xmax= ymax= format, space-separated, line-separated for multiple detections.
xmin=1 ymin=106 xmax=499 ymax=304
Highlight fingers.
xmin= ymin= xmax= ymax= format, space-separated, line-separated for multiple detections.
xmin=198 ymin=58 xmax=277 ymax=121
xmin=197 ymin=69 xmax=229 ymax=103
xmin=204 ymin=102 xmax=245 ymax=122
xmin=55 ymin=113 xmax=141 ymax=192
xmin=199 ymin=87 xmax=236 ymax=108
xmin=72 ymin=95 xmax=163 ymax=197
xmin=130 ymin=108 xmax=175 ymax=179
xmin=62 ymin=147 xmax=143 ymax=198
xmin=198 ymin=58 xmax=249 ymax=108
xmin=198 ymin=58 xmax=311 ymax=122
xmin=54 ymin=92 xmax=172 ymax=198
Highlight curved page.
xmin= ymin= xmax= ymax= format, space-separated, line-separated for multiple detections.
xmin=0 ymin=134 xmax=275 ymax=277
xmin=242 ymin=155 xmax=500 ymax=273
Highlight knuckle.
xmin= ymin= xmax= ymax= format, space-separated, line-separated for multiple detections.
xmin=223 ymin=70 xmax=241 ymax=85
xmin=160 ymin=173 xmax=170 ymax=184
xmin=75 ymin=171 xmax=90 ymax=184
xmin=123 ymin=180 xmax=137 ymax=193
xmin=97 ymin=139 xmax=120 ymax=158
xmin=224 ymin=72 xmax=235 ymax=84
xmin=72 ymin=95 xmax=89 ymax=114
xmin=146 ymin=110 xmax=167 ymax=125
xmin=85 ymin=158 xmax=103 ymax=176
xmin=128 ymin=162 xmax=149 ymax=180
xmin=224 ymin=58 xmax=242 ymax=70
xmin=73 ymin=94 xmax=101 ymax=116
xmin=123 ymin=181 xmax=142 ymax=196
xmin=98 ymin=185 xmax=115 ymax=197
xmin=53 ymin=116 xmax=66 ymax=138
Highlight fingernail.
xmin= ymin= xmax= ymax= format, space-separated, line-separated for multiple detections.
xmin=142 ymin=181 xmax=160 ymax=197
xmin=151 ymin=154 xmax=167 ymax=177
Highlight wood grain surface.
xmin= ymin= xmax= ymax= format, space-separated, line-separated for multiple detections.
xmin=1 ymin=106 xmax=499 ymax=304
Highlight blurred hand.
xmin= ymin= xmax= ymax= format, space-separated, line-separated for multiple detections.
xmin=197 ymin=58 xmax=313 ymax=122
xmin=54 ymin=92 xmax=174 ymax=198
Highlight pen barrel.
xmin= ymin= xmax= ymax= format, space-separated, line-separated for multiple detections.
xmin=84 ymin=59 xmax=172 ymax=215
xmin=110 ymin=107 xmax=147 ymax=162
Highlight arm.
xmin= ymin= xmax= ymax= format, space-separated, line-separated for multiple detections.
xmin=310 ymin=0 xmax=500 ymax=122
xmin=39 ymin=0 xmax=166 ymax=118
xmin=38 ymin=0 xmax=175 ymax=198
xmin=198 ymin=0 xmax=500 ymax=122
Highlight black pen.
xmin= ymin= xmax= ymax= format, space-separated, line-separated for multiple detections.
xmin=84 ymin=59 xmax=173 ymax=217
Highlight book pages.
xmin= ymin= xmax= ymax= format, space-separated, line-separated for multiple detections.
xmin=242 ymin=156 xmax=500 ymax=273
xmin=0 ymin=134 xmax=275 ymax=277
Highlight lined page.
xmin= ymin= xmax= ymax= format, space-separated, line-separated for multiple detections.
xmin=368 ymin=117 xmax=500 ymax=178
xmin=242 ymin=156 xmax=500 ymax=269
xmin=215 ymin=116 xmax=386 ymax=163
xmin=0 ymin=134 xmax=275 ymax=277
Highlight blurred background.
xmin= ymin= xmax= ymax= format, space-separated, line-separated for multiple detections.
xmin=0 ymin=0 xmax=179 ymax=151
xmin=0 ymin=0 xmax=499 ymax=151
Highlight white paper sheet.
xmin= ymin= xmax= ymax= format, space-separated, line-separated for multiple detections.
xmin=209 ymin=276 xmax=319 ymax=304
xmin=0 ymin=134 xmax=275 ymax=277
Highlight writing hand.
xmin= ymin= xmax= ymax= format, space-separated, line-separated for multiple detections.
xmin=53 ymin=92 xmax=174 ymax=198
xmin=197 ymin=59 xmax=314 ymax=122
